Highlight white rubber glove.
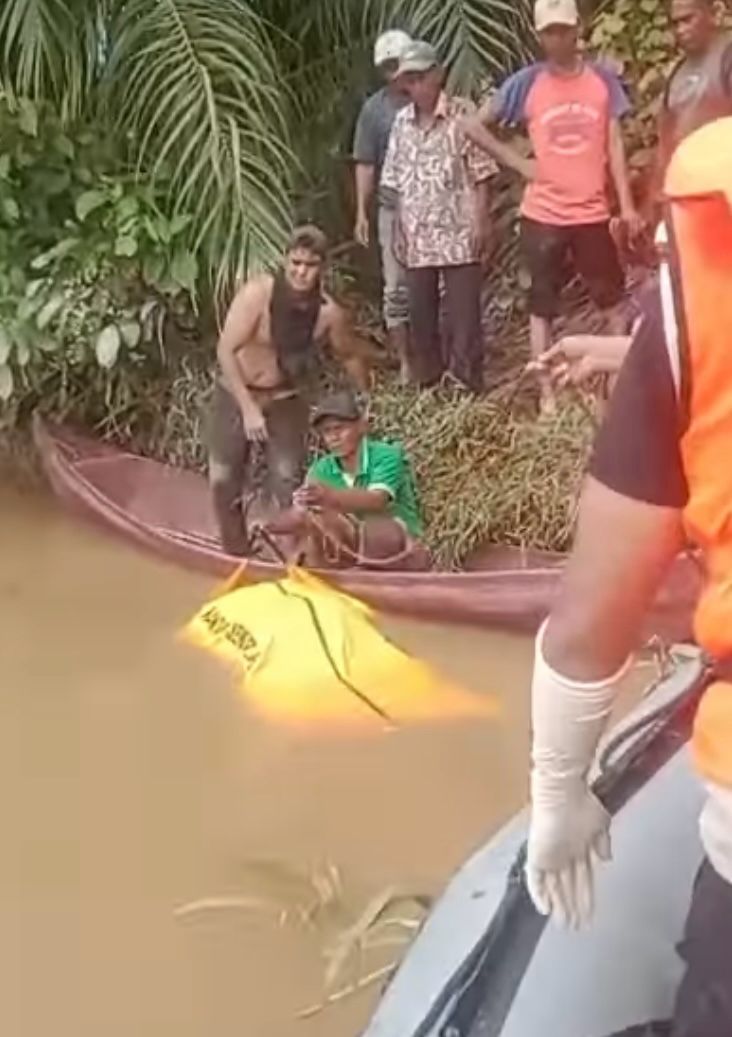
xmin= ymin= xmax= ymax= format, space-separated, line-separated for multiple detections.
xmin=527 ymin=623 xmax=632 ymax=929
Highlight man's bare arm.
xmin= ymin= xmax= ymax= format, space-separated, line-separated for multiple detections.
xmin=644 ymin=107 xmax=675 ymax=224
xmin=545 ymin=478 xmax=685 ymax=681
xmin=355 ymin=164 xmax=376 ymax=247
xmin=472 ymin=178 xmax=495 ymax=259
xmin=530 ymin=334 xmax=633 ymax=387
xmin=326 ymin=302 xmax=372 ymax=391
xmin=608 ymin=119 xmax=642 ymax=236
xmin=302 ymin=483 xmax=390 ymax=515
xmin=460 ymin=102 xmax=536 ymax=181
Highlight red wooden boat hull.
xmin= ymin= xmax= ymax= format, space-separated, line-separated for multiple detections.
xmin=32 ymin=415 xmax=701 ymax=637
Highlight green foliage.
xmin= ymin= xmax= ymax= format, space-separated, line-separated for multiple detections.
xmin=404 ymin=0 xmax=534 ymax=93
xmin=0 ymin=0 xmax=536 ymax=293
xmin=0 ymin=96 xmax=201 ymax=413
xmin=591 ymin=0 xmax=676 ymax=139
xmin=0 ymin=0 xmax=536 ymax=437
xmin=0 ymin=0 xmax=295 ymax=292
xmin=105 ymin=0 xmax=294 ymax=294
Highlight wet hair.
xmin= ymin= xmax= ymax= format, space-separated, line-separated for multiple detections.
xmin=286 ymin=225 xmax=328 ymax=261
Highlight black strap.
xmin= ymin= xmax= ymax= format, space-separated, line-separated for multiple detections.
xmin=663 ymin=208 xmax=693 ymax=435
xmin=269 ymin=271 xmax=323 ymax=388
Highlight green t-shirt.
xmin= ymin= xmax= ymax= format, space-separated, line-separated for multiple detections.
xmin=307 ymin=437 xmax=424 ymax=538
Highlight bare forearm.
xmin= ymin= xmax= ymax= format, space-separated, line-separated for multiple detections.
xmin=462 ymin=117 xmax=533 ymax=178
xmin=646 ymin=114 xmax=674 ymax=219
xmin=355 ymin=164 xmax=375 ymax=218
xmin=217 ymin=344 xmax=258 ymax=413
xmin=609 ymin=123 xmax=634 ymax=214
xmin=315 ymin=485 xmax=389 ymax=514
xmin=475 ymin=179 xmax=492 ymax=221
xmin=545 ymin=479 xmax=684 ymax=680
xmin=564 ymin=335 xmax=632 ymax=374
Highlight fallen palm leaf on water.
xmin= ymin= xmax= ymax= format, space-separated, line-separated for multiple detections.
xmin=324 ymin=885 xmax=431 ymax=990
xmin=175 ymin=859 xmax=344 ymax=929
xmin=296 ymin=964 xmax=399 ymax=1020
xmin=175 ymin=859 xmax=431 ymax=1018
xmin=299 ymin=887 xmax=431 ymax=1020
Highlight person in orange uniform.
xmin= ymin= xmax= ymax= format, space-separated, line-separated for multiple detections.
xmin=525 ymin=116 xmax=732 ymax=1036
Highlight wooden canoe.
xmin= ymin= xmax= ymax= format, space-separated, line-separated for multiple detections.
xmin=32 ymin=415 xmax=701 ymax=637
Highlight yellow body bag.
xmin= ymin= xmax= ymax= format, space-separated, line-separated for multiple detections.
xmin=183 ymin=569 xmax=496 ymax=729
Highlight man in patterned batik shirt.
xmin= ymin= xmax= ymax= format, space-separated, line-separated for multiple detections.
xmin=381 ymin=41 xmax=497 ymax=394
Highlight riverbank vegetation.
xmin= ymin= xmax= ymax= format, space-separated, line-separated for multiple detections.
xmin=0 ymin=0 xmax=677 ymax=560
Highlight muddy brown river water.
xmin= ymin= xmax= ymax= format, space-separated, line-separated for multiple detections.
xmin=1 ymin=481 xmax=536 ymax=1037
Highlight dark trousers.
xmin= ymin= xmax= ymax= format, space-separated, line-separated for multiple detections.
xmin=206 ymin=383 xmax=309 ymax=555
xmin=669 ymin=860 xmax=732 ymax=1037
xmin=606 ymin=861 xmax=732 ymax=1037
xmin=406 ymin=263 xmax=484 ymax=392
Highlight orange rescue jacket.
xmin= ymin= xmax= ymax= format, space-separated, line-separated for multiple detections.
xmin=664 ymin=116 xmax=732 ymax=788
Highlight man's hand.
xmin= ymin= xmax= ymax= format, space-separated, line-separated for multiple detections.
xmin=472 ymin=219 xmax=496 ymax=265
xmin=527 ymin=778 xmax=612 ymax=929
xmin=355 ymin=211 xmax=370 ymax=249
xmin=528 ymin=334 xmax=631 ymax=388
xmin=527 ymin=621 xmax=625 ymax=929
xmin=621 ymin=206 xmax=646 ymax=245
xmin=241 ymin=402 xmax=268 ymax=442
xmin=294 ymin=483 xmax=336 ymax=510
xmin=517 ymin=157 xmax=538 ymax=182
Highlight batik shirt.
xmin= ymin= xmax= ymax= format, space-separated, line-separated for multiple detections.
xmin=380 ymin=93 xmax=498 ymax=269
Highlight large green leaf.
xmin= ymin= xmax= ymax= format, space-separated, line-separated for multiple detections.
xmin=105 ymin=0 xmax=295 ymax=294
xmin=95 ymin=324 xmax=121 ymax=368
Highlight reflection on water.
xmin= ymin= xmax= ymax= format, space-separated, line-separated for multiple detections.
xmin=0 ymin=483 xmax=533 ymax=1037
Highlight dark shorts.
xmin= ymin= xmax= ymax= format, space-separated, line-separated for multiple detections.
xmin=520 ymin=217 xmax=625 ymax=319
xmin=669 ymin=860 xmax=732 ymax=1037
xmin=603 ymin=862 xmax=732 ymax=1037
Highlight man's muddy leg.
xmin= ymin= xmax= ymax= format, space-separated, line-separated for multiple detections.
xmin=263 ymin=396 xmax=310 ymax=509
xmin=521 ymin=218 xmax=564 ymax=415
xmin=530 ymin=314 xmax=555 ymax=414
xmin=206 ymin=383 xmax=252 ymax=556
xmin=378 ymin=206 xmax=411 ymax=381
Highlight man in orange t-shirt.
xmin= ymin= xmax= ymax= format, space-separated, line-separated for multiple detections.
xmin=463 ymin=0 xmax=642 ymax=412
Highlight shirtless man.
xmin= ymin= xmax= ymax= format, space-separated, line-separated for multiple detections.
xmin=208 ymin=225 xmax=371 ymax=556
xmin=648 ymin=0 xmax=732 ymax=217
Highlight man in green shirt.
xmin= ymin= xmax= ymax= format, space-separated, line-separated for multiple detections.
xmin=267 ymin=392 xmax=428 ymax=569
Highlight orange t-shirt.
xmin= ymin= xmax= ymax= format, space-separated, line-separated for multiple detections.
xmin=493 ymin=62 xmax=630 ymax=226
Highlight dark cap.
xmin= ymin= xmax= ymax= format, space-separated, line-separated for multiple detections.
xmin=396 ymin=40 xmax=440 ymax=76
xmin=311 ymin=391 xmax=363 ymax=426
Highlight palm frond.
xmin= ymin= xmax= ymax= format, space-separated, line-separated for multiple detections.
xmin=405 ymin=0 xmax=535 ymax=93
xmin=0 ymin=0 xmax=101 ymax=118
xmin=105 ymin=0 xmax=295 ymax=294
